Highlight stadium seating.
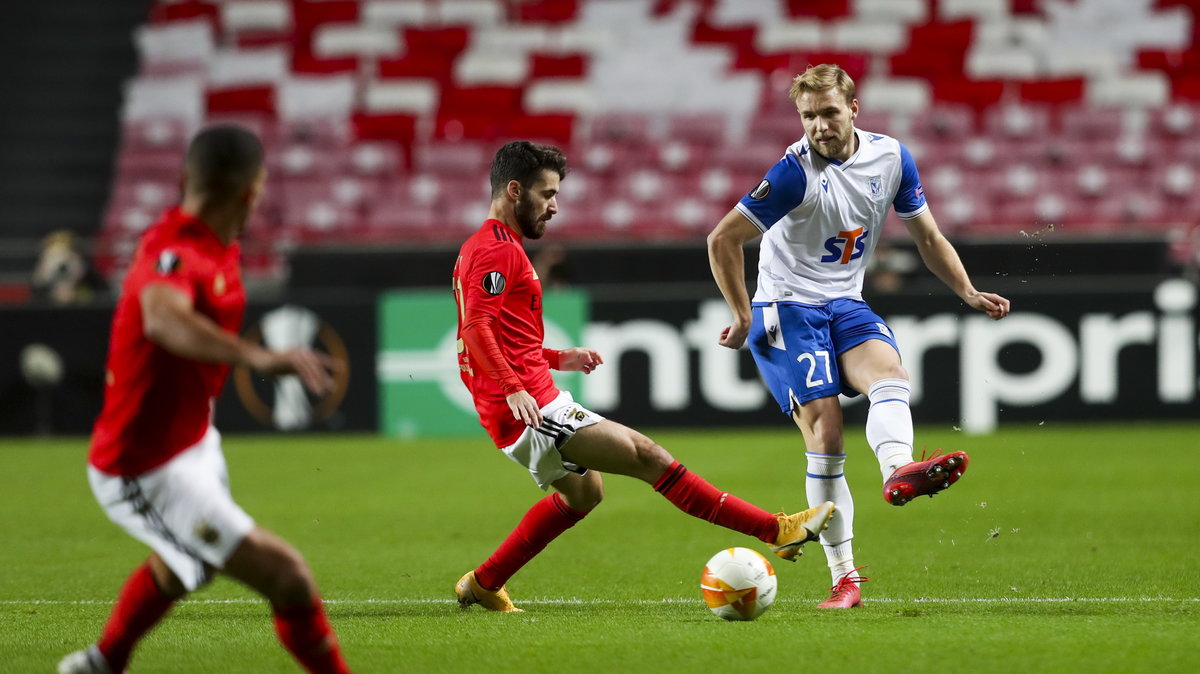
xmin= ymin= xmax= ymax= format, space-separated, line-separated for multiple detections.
xmin=99 ymin=0 xmax=1200 ymax=276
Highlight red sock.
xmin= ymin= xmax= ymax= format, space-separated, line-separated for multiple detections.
xmin=273 ymin=599 xmax=351 ymax=674
xmin=474 ymin=493 xmax=587 ymax=591
xmin=96 ymin=562 xmax=176 ymax=672
xmin=653 ymin=461 xmax=779 ymax=543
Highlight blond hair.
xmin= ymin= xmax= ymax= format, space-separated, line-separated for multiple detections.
xmin=788 ymin=64 xmax=856 ymax=104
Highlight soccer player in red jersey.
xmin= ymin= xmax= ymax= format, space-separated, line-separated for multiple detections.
xmin=451 ymin=141 xmax=837 ymax=612
xmin=58 ymin=126 xmax=352 ymax=674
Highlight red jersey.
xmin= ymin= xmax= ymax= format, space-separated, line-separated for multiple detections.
xmin=454 ymin=219 xmax=560 ymax=447
xmin=89 ymin=207 xmax=245 ymax=475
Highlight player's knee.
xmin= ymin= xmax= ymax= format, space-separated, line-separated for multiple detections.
xmin=806 ymin=418 xmax=845 ymax=454
xmin=148 ymin=554 xmax=190 ymax=598
xmin=555 ymin=471 xmax=604 ymax=512
xmin=267 ymin=548 xmax=318 ymax=606
xmin=576 ymin=475 xmax=605 ymax=511
xmin=633 ymin=436 xmax=673 ymax=477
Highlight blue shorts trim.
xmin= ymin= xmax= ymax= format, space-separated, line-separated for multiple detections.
xmin=749 ymin=299 xmax=899 ymax=416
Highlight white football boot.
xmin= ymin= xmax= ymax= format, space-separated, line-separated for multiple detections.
xmin=57 ymin=645 xmax=112 ymax=674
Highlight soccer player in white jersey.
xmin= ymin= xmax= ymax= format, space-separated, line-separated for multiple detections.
xmin=707 ymin=64 xmax=1011 ymax=609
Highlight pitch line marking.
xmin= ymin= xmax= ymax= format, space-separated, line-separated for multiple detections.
xmin=2 ymin=597 xmax=1197 ymax=606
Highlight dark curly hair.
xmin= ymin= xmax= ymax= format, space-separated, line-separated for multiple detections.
xmin=489 ymin=141 xmax=568 ymax=198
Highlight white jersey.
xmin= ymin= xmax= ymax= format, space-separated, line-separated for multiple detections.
xmin=734 ymin=128 xmax=928 ymax=305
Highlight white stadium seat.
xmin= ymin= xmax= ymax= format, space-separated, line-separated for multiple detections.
xmin=362 ymin=0 xmax=434 ymax=28
xmin=363 ymin=80 xmax=439 ymax=115
xmin=857 ymin=78 xmax=931 ymax=116
xmin=940 ymin=0 xmax=1010 ymax=22
xmin=276 ymin=76 xmax=357 ymax=120
xmin=1087 ymin=71 xmax=1170 ymax=109
xmin=122 ymin=76 xmax=205 ymax=124
xmin=830 ymin=22 xmax=908 ymax=54
xmin=437 ymin=0 xmax=505 ymax=26
xmin=222 ymin=1 xmax=292 ymax=34
xmin=854 ymin=0 xmax=928 ymax=23
xmin=754 ymin=21 xmax=823 ymax=52
xmin=207 ymin=48 xmax=289 ymax=86
xmin=454 ymin=50 xmax=530 ymax=85
xmin=135 ymin=20 xmax=214 ymax=72
xmin=313 ymin=24 xmax=403 ymax=58
xmin=525 ymin=80 xmax=597 ymax=114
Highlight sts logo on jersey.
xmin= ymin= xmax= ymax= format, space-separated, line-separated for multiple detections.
xmin=821 ymin=227 xmax=868 ymax=264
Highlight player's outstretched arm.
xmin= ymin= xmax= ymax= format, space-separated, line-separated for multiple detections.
xmin=707 ymin=209 xmax=762 ymax=348
xmin=248 ymin=348 xmax=337 ymax=395
xmin=140 ymin=283 xmax=336 ymax=393
xmin=903 ymin=211 xmax=1011 ymax=320
xmin=557 ymin=347 xmax=603 ymax=374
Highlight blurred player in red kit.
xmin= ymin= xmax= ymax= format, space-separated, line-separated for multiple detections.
xmin=58 ymin=126 xmax=351 ymax=674
xmin=451 ymin=140 xmax=837 ymax=612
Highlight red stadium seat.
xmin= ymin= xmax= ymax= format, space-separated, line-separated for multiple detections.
xmin=1151 ymin=104 xmax=1199 ymax=136
xmin=149 ymin=0 xmax=219 ymax=29
xmin=584 ymin=113 xmax=654 ymax=146
xmin=530 ymin=54 xmax=587 ymax=78
xmin=784 ymin=0 xmax=851 ymax=20
xmin=352 ymin=113 xmax=417 ymax=146
xmin=908 ymin=104 xmax=976 ymax=141
xmin=206 ymin=85 xmax=276 ymax=117
xmin=666 ymin=113 xmax=729 ymax=146
xmin=113 ymin=0 xmax=1200 ymax=243
xmin=508 ymin=114 xmax=576 ymax=144
xmin=116 ymin=148 xmax=186 ymax=179
xmin=1018 ymin=79 xmax=1085 ymax=105
xmin=517 ymin=0 xmax=581 ymax=24
xmin=413 ymin=142 xmax=491 ymax=175
xmin=933 ymin=78 xmax=1006 ymax=110
xmin=121 ymin=118 xmax=191 ymax=151
xmin=983 ymin=104 xmax=1052 ymax=139
xmin=1059 ymin=106 xmax=1126 ymax=139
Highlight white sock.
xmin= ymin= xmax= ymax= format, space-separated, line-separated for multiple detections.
xmin=866 ymin=378 xmax=915 ymax=481
xmin=824 ymin=540 xmax=856 ymax=585
xmin=805 ymin=451 xmax=854 ymax=582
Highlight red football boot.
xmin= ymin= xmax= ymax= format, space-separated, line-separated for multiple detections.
xmin=817 ymin=567 xmax=868 ymax=609
xmin=883 ymin=450 xmax=969 ymax=506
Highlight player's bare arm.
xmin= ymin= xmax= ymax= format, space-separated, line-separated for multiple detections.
xmin=140 ymin=282 xmax=336 ymax=393
xmin=707 ymin=208 xmax=762 ymax=349
xmin=557 ymin=347 xmax=603 ymax=374
xmin=903 ymin=211 xmax=1011 ymax=320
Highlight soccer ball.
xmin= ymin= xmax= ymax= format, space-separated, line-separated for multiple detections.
xmin=700 ymin=547 xmax=777 ymax=621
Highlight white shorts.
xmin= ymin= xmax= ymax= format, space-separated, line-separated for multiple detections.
xmin=88 ymin=426 xmax=255 ymax=591
xmin=501 ymin=390 xmax=604 ymax=490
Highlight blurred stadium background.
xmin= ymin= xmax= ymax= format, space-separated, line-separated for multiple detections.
xmin=2 ymin=0 xmax=1199 ymax=437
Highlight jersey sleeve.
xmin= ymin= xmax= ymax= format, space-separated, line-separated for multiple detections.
xmin=130 ymin=241 xmax=204 ymax=302
xmin=460 ymin=242 xmax=525 ymax=393
xmin=734 ymin=152 xmax=808 ymax=232
xmin=893 ymin=143 xmax=929 ymax=220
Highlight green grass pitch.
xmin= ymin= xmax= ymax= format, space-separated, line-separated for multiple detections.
xmin=3 ymin=423 xmax=1198 ymax=673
